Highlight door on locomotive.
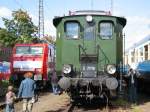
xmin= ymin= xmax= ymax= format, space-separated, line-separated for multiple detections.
xmin=81 ymin=18 xmax=97 ymax=78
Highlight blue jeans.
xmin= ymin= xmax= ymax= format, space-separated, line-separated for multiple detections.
xmin=129 ymin=84 xmax=137 ymax=103
xmin=22 ymin=98 xmax=33 ymax=112
xmin=52 ymin=83 xmax=59 ymax=94
xmin=5 ymin=104 xmax=14 ymax=112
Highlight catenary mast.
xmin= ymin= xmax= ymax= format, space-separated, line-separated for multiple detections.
xmin=38 ymin=0 xmax=44 ymax=38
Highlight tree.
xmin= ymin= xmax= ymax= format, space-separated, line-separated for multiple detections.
xmin=1 ymin=9 xmax=38 ymax=46
xmin=0 ymin=28 xmax=16 ymax=47
xmin=44 ymin=35 xmax=56 ymax=44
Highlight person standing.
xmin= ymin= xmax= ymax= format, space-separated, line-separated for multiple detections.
xmin=18 ymin=72 xmax=36 ymax=112
xmin=51 ymin=69 xmax=59 ymax=94
xmin=5 ymin=85 xmax=16 ymax=112
xmin=125 ymin=68 xmax=138 ymax=103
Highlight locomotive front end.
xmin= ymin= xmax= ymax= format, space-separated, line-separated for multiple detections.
xmin=11 ymin=43 xmax=54 ymax=87
xmin=54 ymin=10 xmax=126 ymax=101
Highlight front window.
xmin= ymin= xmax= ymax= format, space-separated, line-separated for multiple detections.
xmin=30 ymin=47 xmax=43 ymax=55
xmin=16 ymin=46 xmax=29 ymax=54
xmin=99 ymin=22 xmax=113 ymax=39
xmin=84 ymin=26 xmax=95 ymax=40
xmin=16 ymin=46 xmax=43 ymax=55
xmin=65 ymin=22 xmax=79 ymax=39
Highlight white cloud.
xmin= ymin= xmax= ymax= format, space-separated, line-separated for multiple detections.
xmin=44 ymin=19 xmax=56 ymax=37
xmin=113 ymin=4 xmax=150 ymax=49
xmin=0 ymin=7 xmax=12 ymax=18
xmin=29 ymin=13 xmax=56 ymax=37
xmin=124 ymin=16 xmax=150 ymax=49
xmin=30 ymin=14 xmax=38 ymax=24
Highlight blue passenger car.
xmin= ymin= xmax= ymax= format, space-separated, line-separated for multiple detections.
xmin=136 ymin=60 xmax=150 ymax=81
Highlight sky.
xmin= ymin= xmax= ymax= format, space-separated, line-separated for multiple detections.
xmin=0 ymin=0 xmax=150 ymax=49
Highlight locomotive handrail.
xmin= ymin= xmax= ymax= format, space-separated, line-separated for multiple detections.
xmin=97 ymin=45 xmax=110 ymax=64
xmin=78 ymin=44 xmax=109 ymax=64
xmin=69 ymin=10 xmax=112 ymax=16
xmin=78 ymin=44 xmax=98 ymax=62
xmin=78 ymin=44 xmax=92 ymax=62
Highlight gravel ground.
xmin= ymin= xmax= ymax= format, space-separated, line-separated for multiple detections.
xmin=32 ymin=92 xmax=70 ymax=112
xmin=1 ymin=92 xmax=150 ymax=112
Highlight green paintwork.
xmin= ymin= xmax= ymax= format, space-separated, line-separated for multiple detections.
xmin=53 ymin=14 xmax=126 ymax=74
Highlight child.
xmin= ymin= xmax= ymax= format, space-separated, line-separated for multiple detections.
xmin=5 ymin=85 xmax=16 ymax=112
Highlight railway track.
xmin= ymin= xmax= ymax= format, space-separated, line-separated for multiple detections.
xmin=1 ymin=91 xmax=150 ymax=112
xmin=64 ymin=100 xmax=132 ymax=112
xmin=64 ymin=98 xmax=110 ymax=112
xmin=65 ymin=103 xmax=110 ymax=112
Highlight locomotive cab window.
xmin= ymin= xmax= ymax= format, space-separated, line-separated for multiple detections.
xmin=84 ymin=25 xmax=95 ymax=40
xmin=99 ymin=22 xmax=113 ymax=39
xmin=16 ymin=46 xmax=43 ymax=55
xmin=16 ymin=46 xmax=29 ymax=54
xmin=65 ymin=22 xmax=79 ymax=39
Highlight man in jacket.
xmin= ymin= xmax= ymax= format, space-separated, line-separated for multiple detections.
xmin=125 ymin=68 xmax=138 ymax=103
xmin=18 ymin=72 xmax=36 ymax=112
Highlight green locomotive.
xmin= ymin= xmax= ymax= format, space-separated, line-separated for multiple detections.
xmin=53 ymin=10 xmax=126 ymax=100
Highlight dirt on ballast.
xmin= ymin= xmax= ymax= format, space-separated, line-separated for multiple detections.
xmin=32 ymin=92 xmax=70 ymax=112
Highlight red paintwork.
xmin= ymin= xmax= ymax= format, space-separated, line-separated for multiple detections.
xmin=0 ymin=73 xmax=10 ymax=80
xmin=11 ymin=43 xmax=52 ymax=80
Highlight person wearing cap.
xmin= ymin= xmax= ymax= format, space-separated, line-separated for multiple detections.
xmin=5 ymin=85 xmax=16 ymax=112
xmin=18 ymin=72 xmax=36 ymax=112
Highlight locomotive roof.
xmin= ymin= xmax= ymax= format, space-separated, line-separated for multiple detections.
xmin=53 ymin=10 xmax=126 ymax=27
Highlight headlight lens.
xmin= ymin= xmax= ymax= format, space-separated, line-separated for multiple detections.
xmin=106 ymin=64 xmax=116 ymax=74
xmin=63 ymin=64 xmax=71 ymax=74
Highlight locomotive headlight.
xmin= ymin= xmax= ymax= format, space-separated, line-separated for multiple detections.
xmin=63 ymin=64 xmax=71 ymax=74
xmin=106 ymin=64 xmax=116 ymax=74
xmin=86 ymin=15 xmax=93 ymax=22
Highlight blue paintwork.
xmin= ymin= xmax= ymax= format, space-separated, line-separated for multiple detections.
xmin=0 ymin=63 xmax=10 ymax=73
xmin=136 ymin=60 xmax=150 ymax=80
xmin=119 ymin=65 xmax=129 ymax=75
